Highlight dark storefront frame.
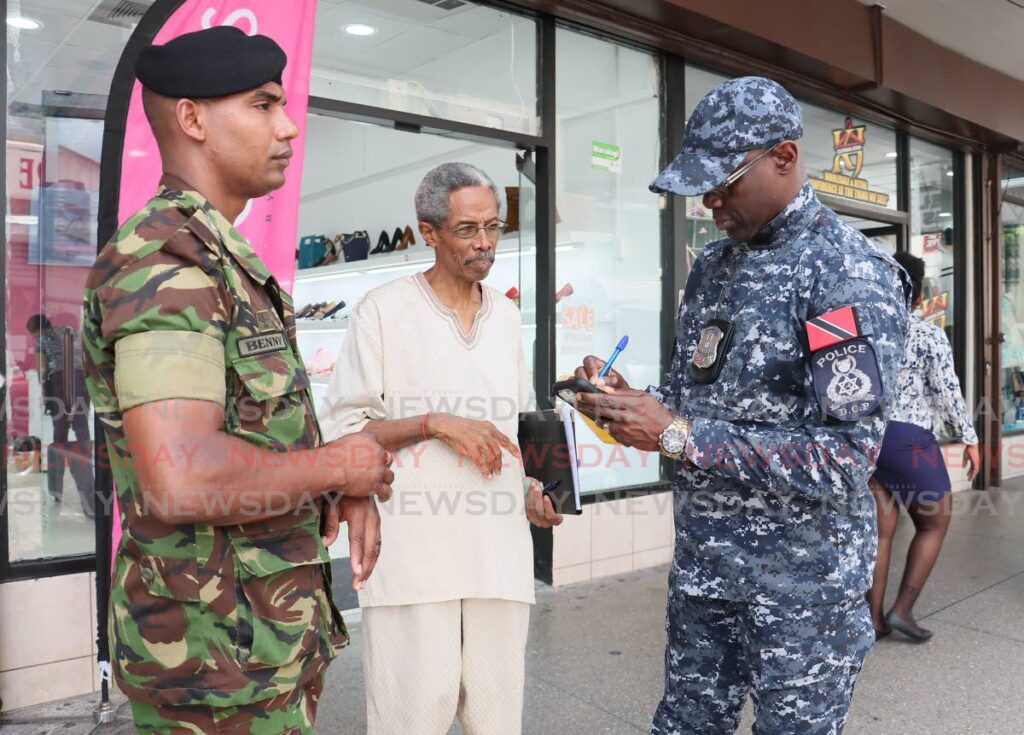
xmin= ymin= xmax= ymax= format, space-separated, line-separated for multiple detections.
xmin=0 ymin=0 xmax=987 ymax=582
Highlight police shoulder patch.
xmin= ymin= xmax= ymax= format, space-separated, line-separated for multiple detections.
xmin=811 ymin=337 xmax=882 ymax=422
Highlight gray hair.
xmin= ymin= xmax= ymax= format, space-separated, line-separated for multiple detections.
xmin=414 ymin=162 xmax=500 ymax=225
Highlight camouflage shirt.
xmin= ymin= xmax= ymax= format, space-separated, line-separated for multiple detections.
xmin=82 ymin=187 xmax=347 ymax=708
xmin=654 ymin=183 xmax=909 ymax=605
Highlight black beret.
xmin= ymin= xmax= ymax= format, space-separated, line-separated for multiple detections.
xmin=136 ymin=26 xmax=286 ymax=99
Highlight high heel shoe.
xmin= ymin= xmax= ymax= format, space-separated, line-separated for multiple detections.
xmin=885 ymin=611 xmax=933 ymax=642
xmin=400 ymin=225 xmax=416 ymax=248
xmin=322 ymin=301 xmax=346 ymax=320
xmin=390 ymin=226 xmax=404 ymax=252
xmin=370 ymin=230 xmax=390 ymax=255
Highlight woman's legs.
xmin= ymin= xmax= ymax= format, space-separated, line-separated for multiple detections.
xmin=867 ymin=478 xmax=900 ymax=633
xmin=887 ymin=492 xmax=954 ymax=638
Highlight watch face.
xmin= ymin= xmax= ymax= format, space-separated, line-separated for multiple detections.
xmin=662 ymin=426 xmax=686 ymax=455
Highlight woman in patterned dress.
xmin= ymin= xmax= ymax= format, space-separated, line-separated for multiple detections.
xmin=867 ymin=251 xmax=981 ymax=642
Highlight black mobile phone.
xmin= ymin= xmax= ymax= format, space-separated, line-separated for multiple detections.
xmin=551 ymin=377 xmax=600 ymax=404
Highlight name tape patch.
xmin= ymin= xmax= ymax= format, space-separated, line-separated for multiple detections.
xmin=237 ymin=332 xmax=288 ymax=358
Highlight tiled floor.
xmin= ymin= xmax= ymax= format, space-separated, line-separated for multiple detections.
xmin=3 ymin=486 xmax=1022 ymax=734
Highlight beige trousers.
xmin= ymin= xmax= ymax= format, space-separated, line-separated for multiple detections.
xmin=362 ymin=598 xmax=531 ymax=735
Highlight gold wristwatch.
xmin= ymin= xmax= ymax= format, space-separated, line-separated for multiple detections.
xmin=658 ymin=417 xmax=691 ymax=460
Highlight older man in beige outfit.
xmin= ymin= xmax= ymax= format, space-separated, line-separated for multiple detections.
xmin=321 ymin=162 xmax=561 ymax=734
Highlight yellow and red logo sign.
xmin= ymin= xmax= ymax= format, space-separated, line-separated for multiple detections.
xmin=810 ymin=117 xmax=891 ymax=208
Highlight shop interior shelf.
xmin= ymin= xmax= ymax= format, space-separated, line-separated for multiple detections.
xmin=296 ymin=321 xmax=348 ymax=333
xmin=292 ymin=231 xmax=611 ymax=285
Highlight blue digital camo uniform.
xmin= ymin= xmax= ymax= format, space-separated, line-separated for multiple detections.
xmin=648 ymin=78 xmax=910 ymax=735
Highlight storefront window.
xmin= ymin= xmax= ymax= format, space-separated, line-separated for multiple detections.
xmin=908 ymin=140 xmax=958 ymax=347
xmin=554 ymin=28 xmax=662 ymax=492
xmin=1000 ymin=166 xmax=1024 ymax=433
xmin=909 ymin=138 xmax=961 ymax=440
xmin=5 ymin=1 xmax=130 ymax=565
xmin=311 ymin=0 xmax=539 ymax=135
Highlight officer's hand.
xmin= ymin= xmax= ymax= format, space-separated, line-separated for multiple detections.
xmin=576 ymin=391 xmax=673 ymax=452
xmin=574 ymin=355 xmax=631 ymax=392
xmin=524 ymin=477 xmax=564 ymax=528
xmin=323 ymin=433 xmax=394 ymax=500
xmin=964 ymin=443 xmax=981 ymax=482
xmin=430 ymin=413 xmax=521 ymax=480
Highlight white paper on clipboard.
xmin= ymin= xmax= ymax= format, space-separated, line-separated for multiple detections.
xmin=558 ymin=402 xmax=583 ymax=512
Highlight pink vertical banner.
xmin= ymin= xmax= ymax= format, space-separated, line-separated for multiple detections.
xmin=117 ymin=0 xmax=317 ymax=293
xmin=109 ymin=0 xmax=317 ymax=561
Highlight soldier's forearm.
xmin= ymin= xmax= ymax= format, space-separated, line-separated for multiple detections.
xmin=138 ymin=431 xmax=341 ymax=526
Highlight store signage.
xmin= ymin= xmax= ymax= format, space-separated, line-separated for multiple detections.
xmin=592 ymin=141 xmax=622 ymax=173
xmin=922 ymin=233 xmax=944 ymax=253
xmin=809 ymin=117 xmax=891 ymax=208
xmin=922 ymin=291 xmax=949 ymax=328
xmin=115 ymin=0 xmax=317 ymax=293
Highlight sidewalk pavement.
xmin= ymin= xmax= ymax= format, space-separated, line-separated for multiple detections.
xmin=2 ymin=485 xmax=1022 ymax=734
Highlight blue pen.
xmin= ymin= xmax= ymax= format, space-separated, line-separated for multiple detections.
xmin=598 ymin=335 xmax=629 ymax=378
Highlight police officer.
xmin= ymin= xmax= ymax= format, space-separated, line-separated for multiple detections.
xmin=574 ymin=77 xmax=909 ymax=734
xmin=81 ymin=27 xmax=394 ymax=734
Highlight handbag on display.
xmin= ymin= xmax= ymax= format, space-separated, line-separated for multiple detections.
xmin=340 ymin=231 xmax=370 ymax=262
xmin=297 ymin=235 xmax=328 ymax=270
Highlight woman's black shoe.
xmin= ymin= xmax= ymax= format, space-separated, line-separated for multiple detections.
xmin=874 ymin=625 xmax=893 ymax=641
xmin=370 ymin=229 xmax=389 ymax=255
xmin=885 ymin=611 xmax=933 ymax=642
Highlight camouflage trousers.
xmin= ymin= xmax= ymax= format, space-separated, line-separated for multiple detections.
xmin=129 ymin=674 xmax=324 ymax=734
xmin=651 ymin=592 xmax=874 ymax=735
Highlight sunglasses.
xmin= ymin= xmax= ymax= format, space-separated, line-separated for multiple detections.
xmin=708 ymin=142 xmax=782 ymax=199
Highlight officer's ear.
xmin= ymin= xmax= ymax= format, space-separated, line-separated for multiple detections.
xmin=773 ymin=140 xmax=800 ymax=176
xmin=175 ymin=98 xmax=207 ymax=144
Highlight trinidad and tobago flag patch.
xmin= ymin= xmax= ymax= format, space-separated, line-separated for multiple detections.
xmin=805 ymin=305 xmax=860 ymax=352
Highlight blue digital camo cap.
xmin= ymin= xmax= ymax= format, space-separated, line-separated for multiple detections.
xmin=650 ymin=76 xmax=804 ymax=197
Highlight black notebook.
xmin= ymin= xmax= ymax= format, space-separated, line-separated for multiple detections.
xmin=518 ymin=408 xmax=583 ymax=515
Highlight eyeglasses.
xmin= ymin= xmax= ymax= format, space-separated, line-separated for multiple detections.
xmin=709 ymin=143 xmax=781 ymax=199
xmin=436 ymin=221 xmax=506 ymax=241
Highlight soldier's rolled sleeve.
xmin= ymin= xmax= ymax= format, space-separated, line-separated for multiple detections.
xmin=100 ymin=239 xmax=230 ymax=411
xmin=115 ymin=331 xmax=225 ymax=410
xmin=684 ymin=253 xmax=908 ymax=503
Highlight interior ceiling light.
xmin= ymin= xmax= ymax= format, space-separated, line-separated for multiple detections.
xmin=344 ymin=23 xmax=377 ymax=36
xmin=885 ymin=151 xmax=898 ymax=158
xmin=939 ymin=212 xmax=952 ymax=217
xmin=7 ymin=16 xmax=42 ymax=30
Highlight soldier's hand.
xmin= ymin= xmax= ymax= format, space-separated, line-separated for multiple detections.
xmin=429 ymin=414 xmax=521 ymax=480
xmin=574 ymin=355 xmax=631 ymax=391
xmin=575 ymin=391 xmax=673 ymax=452
xmin=340 ymin=496 xmax=382 ymax=590
xmin=323 ymin=433 xmax=394 ymax=500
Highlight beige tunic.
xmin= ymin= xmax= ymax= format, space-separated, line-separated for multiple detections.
xmin=320 ymin=273 xmax=534 ymax=607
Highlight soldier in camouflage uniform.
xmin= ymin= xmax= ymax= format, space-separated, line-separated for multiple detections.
xmin=574 ymin=77 xmax=910 ymax=733
xmin=81 ymin=27 xmax=394 ymax=734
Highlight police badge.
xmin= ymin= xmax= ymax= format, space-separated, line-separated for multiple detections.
xmin=690 ymin=317 xmax=735 ymax=384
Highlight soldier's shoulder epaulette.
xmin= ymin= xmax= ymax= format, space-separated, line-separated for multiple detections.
xmin=114 ymin=197 xmax=194 ymax=255
xmin=88 ymin=199 xmax=216 ymax=291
